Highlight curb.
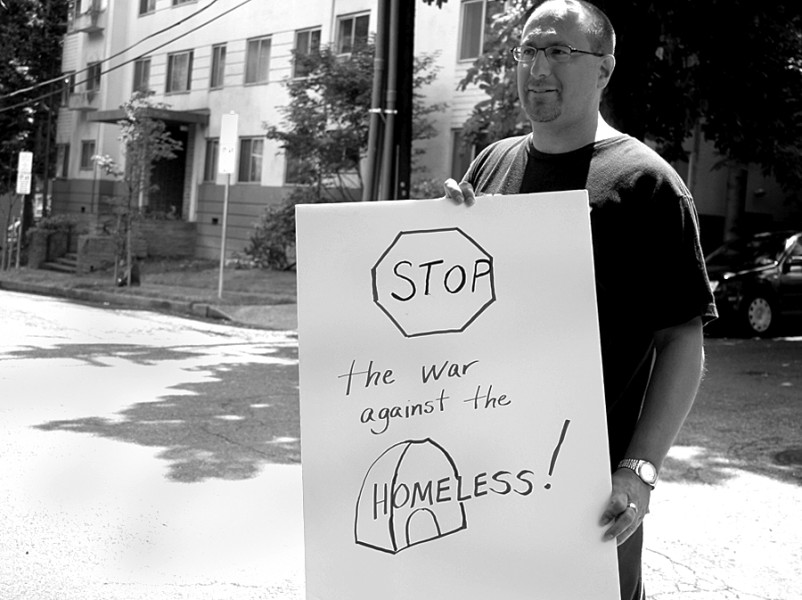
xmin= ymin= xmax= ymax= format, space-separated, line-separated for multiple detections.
xmin=0 ymin=279 xmax=231 ymax=322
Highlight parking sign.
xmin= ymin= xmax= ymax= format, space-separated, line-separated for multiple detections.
xmin=16 ymin=152 xmax=33 ymax=195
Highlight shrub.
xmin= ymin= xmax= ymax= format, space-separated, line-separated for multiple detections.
xmin=243 ymin=191 xmax=306 ymax=271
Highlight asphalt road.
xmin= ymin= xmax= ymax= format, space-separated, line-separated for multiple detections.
xmin=1 ymin=290 xmax=800 ymax=599
xmin=0 ymin=291 xmax=303 ymax=600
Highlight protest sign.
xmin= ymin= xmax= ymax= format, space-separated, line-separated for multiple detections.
xmin=295 ymin=192 xmax=619 ymax=600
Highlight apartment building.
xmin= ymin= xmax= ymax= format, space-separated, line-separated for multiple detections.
xmin=53 ymin=0 xmax=496 ymax=260
xmin=53 ymin=0 xmax=799 ymax=260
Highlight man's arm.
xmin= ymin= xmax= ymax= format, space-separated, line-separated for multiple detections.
xmin=601 ymin=315 xmax=705 ymax=544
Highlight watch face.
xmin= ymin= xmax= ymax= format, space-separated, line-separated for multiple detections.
xmin=638 ymin=461 xmax=658 ymax=484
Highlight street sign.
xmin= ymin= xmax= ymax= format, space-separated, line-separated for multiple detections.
xmin=218 ymin=113 xmax=239 ymax=175
xmin=17 ymin=151 xmax=33 ymax=173
xmin=16 ymin=173 xmax=32 ymax=196
xmin=16 ymin=152 xmax=33 ymax=195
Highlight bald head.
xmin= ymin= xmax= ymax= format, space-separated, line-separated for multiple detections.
xmin=528 ymin=0 xmax=616 ymax=55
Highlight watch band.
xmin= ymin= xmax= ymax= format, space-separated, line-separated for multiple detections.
xmin=617 ymin=458 xmax=658 ymax=488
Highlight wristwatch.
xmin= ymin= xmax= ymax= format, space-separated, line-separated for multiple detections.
xmin=617 ymin=459 xmax=658 ymax=488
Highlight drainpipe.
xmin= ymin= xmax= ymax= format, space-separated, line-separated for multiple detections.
xmin=362 ymin=0 xmax=389 ymax=202
xmin=379 ymin=0 xmax=400 ymax=201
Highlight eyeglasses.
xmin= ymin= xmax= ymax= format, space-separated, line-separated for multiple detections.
xmin=511 ymin=45 xmax=606 ymax=64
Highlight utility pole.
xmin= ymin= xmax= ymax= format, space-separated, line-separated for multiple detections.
xmin=363 ymin=0 xmax=414 ymax=201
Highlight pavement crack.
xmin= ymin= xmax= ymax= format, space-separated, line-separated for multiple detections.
xmin=199 ymin=425 xmax=273 ymax=458
xmin=646 ymin=548 xmax=777 ymax=600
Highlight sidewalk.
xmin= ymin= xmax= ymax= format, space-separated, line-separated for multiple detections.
xmin=0 ymin=263 xmax=298 ymax=331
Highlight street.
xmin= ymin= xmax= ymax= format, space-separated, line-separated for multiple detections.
xmin=2 ymin=290 xmax=801 ymax=600
xmin=0 ymin=291 xmax=304 ymax=600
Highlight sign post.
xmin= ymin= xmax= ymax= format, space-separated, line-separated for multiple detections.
xmin=14 ymin=152 xmax=33 ymax=269
xmin=217 ymin=112 xmax=238 ymax=299
xmin=295 ymin=194 xmax=620 ymax=600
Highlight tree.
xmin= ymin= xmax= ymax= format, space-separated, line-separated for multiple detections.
xmin=458 ymin=0 xmax=802 ymax=212
xmin=457 ymin=0 xmax=802 ymax=243
xmin=0 ymin=0 xmax=70 ymax=219
xmin=94 ymin=91 xmax=183 ymax=285
xmin=249 ymin=40 xmax=445 ymax=269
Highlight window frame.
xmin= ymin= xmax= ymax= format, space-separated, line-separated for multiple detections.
xmin=458 ymin=0 xmax=502 ymax=61
xmin=61 ymin=72 xmax=76 ymax=105
xmin=293 ymin=27 xmax=321 ymax=79
xmin=238 ymin=138 xmax=264 ymax=183
xmin=79 ymin=140 xmax=96 ymax=171
xmin=133 ymin=58 xmax=151 ymax=92
xmin=335 ymin=12 xmax=370 ymax=55
xmin=139 ymin=0 xmax=155 ymax=15
xmin=56 ymin=144 xmax=70 ymax=178
xmin=209 ymin=43 xmax=227 ymax=89
xmin=85 ymin=62 xmax=101 ymax=93
xmin=203 ymin=139 xmax=219 ymax=182
xmin=284 ymin=150 xmax=309 ymax=185
xmin=244 ymin=36 xmax=272 ymax=85
xmin=166 ymin=50 xmax=194 ymax=93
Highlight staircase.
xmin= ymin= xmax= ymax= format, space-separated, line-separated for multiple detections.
xmin=41 ymin=252 xmax=78 ymax=274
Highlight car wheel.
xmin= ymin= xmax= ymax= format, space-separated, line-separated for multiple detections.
xmin=742 ymin=294 xmax=776 ymax=337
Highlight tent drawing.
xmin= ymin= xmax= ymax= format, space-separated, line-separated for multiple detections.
xmin=355 ymin=438 xmax=468 ymax=554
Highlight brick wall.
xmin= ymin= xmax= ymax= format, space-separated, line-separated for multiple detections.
xmin=137 ymin=220 xmax=197 ymax=258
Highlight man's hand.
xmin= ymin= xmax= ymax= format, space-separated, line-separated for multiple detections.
xmin=600 ymin=469 xmax=652 ymax=545
xmin=443 ymin=178 xmax=477 ymax=206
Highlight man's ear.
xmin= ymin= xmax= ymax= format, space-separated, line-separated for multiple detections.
xmin=598 ymin=54 xmax=616 ymax=90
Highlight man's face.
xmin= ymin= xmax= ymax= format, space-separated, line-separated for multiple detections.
xmin=516 ymin=5 xmax=611 ymax=131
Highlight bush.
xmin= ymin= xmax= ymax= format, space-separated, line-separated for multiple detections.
xmin=33 ymin=213 xmax=83 ymax=232
xmin=243 ymin=193 xmax=303 ymax=271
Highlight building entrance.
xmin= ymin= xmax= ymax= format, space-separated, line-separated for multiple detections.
xmin=148 ymin=124 xmax=188 ymax=219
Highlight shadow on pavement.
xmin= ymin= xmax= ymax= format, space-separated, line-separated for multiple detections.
xmin=30 ymin=344 xmax=300 ymax=483
xmin=659 ymin=336 xmax=802 ymax=488
xmin=6 ymin=343 xmax=202 ymax=366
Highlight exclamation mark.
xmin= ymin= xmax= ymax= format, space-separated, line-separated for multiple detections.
xmin=545 ymin=419 xmax=571 ymax=490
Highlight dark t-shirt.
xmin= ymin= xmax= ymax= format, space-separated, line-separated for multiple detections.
xmin=463 ymin=133 xmax=718 ymax=466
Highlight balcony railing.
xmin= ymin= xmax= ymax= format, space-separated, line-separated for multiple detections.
xmin=70 ymin=3 xmax=105 ymax=34
xmin=67 ymin=90 xmax=99 ymax=112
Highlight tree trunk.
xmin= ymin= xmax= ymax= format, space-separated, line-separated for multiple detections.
xmin=723 ymin=163 xmax=748 ymax=242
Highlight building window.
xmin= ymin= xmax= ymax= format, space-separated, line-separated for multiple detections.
xmin=67 ymin=0 xmax=82 ymax=30
xmin=133 ymin=58 xmax=150 ymax=92
xmin=293 ymin=27 xmax=321 ymax=78
xmin=61 ymin=72 xmax=76 ymax=105
xmin=336 ymin=13 xmax=369 ymax=55
xmin=172 ymin=0 xmax=194 ymax=5
xmin=86 ymin=62 xmax=101 ymax=92
xmin=139 ymin=0 xmax=155 ymax=15
xmin=56 ymin=144 xmax=70 ymax=178
xmin=459 ymin=0 xmax=502 ymax=61
xmin=203 ymin=139 xmax=219 ymax=182
xmin=79 ymin=140 xmax=96 ymax=170
xmin=245 ymin=37 xmax=271 ymax=84
xmin=450 ymin=130 xmax=477 ymax=180
xmin=166 ymin=50 xmax=193 ymax=93
xmin=285 ymin=151 xmax=309 ymax=185
xmin=210 ymin=44 xmax=226 ymax=89
xmin=238 ymin=138 xmax=263 ymax=183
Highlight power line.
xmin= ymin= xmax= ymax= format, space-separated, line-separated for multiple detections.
xmin=0 ymin=0 xmax=254 ymax=113
xmin=1 ymin=0 xmax=223 ymax=102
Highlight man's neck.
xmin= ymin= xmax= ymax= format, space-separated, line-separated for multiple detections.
xmin=530 ymin=114 xmax=621 ymax=154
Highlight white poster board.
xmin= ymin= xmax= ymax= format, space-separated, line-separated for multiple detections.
xmin=295 ymin=192 xmax=620 ymax=600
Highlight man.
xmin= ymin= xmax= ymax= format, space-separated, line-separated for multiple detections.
xmin=444 ymin=1 xmax=718 ymax=598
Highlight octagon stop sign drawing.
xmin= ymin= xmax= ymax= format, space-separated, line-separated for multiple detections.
xmin=371 ymin=227 xmax=496 ymax=337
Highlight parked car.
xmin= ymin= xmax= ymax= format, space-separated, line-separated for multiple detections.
xmin=705 ymin=230 xmax=802 ymax=336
